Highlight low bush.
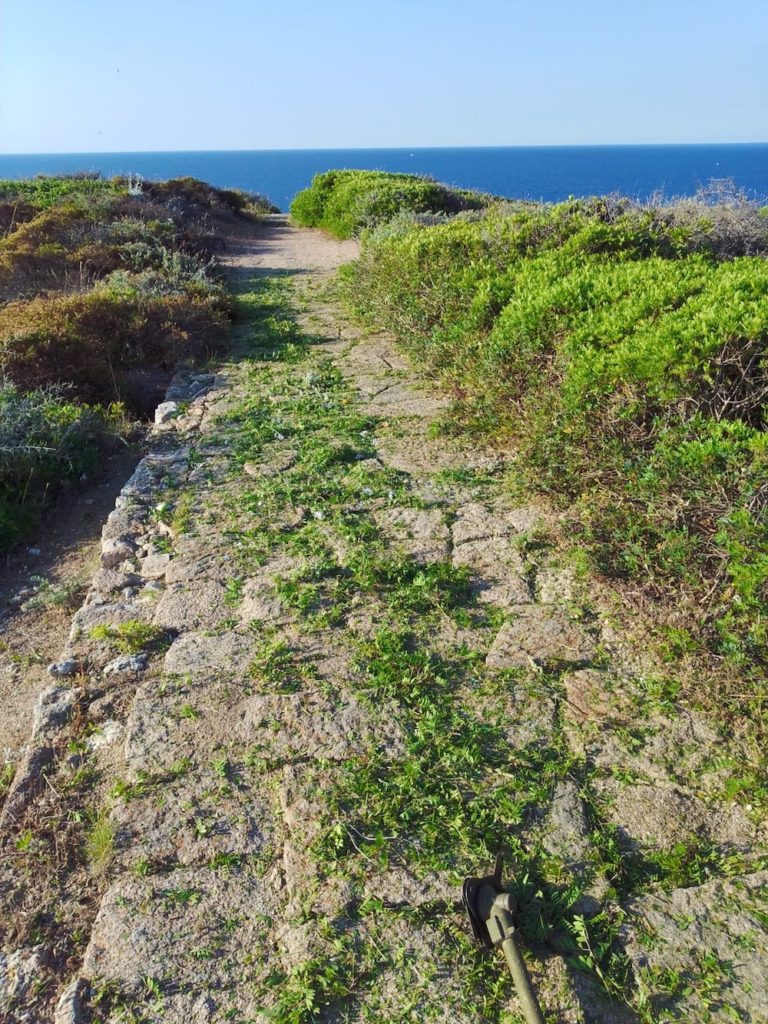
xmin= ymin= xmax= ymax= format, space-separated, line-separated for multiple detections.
xmin=0 ymin=382 xmax=114 ymax=550
xmin=340 ymin=188 xmax=768 ymax=684
xmin=140 ymin=177 xmax=279 ymax=220
xmin=0 ymin=175 xmax=118 ymax=210
xmin=290 ymin=169 xmax=490 ymax=238
xmin=0 ymin=288 xmax=230 ymax=405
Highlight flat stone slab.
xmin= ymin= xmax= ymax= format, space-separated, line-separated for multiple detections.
xmin=452 ymin=503 xmax=518 ymax=545
xmin=164 ymin=631 xmax=256 ymax=679
xmin=240 ymin=689 xmax=403 ymax=761
xmin=620 ymin=870 xmax=768 ymax=1022
xmin=452 ymin=535 xmax=531 ymax=606
xmin=373 ymin=507 xmax=450 ymax=563
xmin=237 ymin=577 xmax=286 ymax=625
xmin=69 ymin=598 xmax=155 ymax=641
xmin=123 ymin=678 xmax=238 ymax=774
xmin=164 ymin=551 xmax=236 ymax=584
xmin=81 ymin=870 xmax=278 ymax=1022
xmin=598 ymin=779 xmax=759 ymax=850
xmin=486 ymin=606 xmax=596 ymax=669
xmin=563 ymin=669 xmax=618 ymax=727
xmin=112 ymin=770 xmax=270 ymax=867
xmin=374 ymin=434 xmax=468 ymax=474
xmin=153 ymin=581 xmax=231 ymax=632
xmin=451 ymin=503 xmax=534 ymax=606
xmin=537 ymin=565 xmax=576 ymax=604
xmin=361 ymin=380 xmax=446 ymax=418
xmin=542 ymin=779 xmax=593 ymax=867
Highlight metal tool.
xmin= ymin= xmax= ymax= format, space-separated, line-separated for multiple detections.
xmin=463 ymin=854 xmax=546 ymax=1024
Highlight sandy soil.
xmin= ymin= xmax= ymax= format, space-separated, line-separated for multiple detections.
xmin=0 ymin=449 xmax=140 ymax=764
xmin=222 ymin=214 xmax=358 ymax=274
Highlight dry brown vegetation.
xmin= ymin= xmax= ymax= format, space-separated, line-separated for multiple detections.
xmin=0 ymin=174 xmax=276 ymax=549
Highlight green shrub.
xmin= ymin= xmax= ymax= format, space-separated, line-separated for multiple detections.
xmin=290 ymin=169 xmax=490 ymax=238
xmin=0 ymin=382 xmax=111 ymax=550
xmin=341 ymin=194 xmax=768 ymax=682
xmin=0 ymin=176 xmax=242 ymax=411
xmin=0 ymin=175 xmax=119 ymax=210
xmin=0 ymin=173 xmax=269 ymax=549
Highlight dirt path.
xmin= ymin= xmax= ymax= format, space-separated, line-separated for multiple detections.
xmin=0 ymin=450 xmax=140 ymax=768
xmin=1 ymin=220 xmax=766 ymax=1024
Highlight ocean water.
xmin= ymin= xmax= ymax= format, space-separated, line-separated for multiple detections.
xmin=0 ymin=145 xmax=766 ymax=212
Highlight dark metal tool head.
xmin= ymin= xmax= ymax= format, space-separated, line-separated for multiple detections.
xmin=462 ymin=853 xmax=547 ymax=1024
xmin=462 ymin=852 xmax=506 ymax=949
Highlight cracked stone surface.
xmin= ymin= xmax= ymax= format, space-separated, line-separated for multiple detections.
xmin=152 ymin=580 xmax=231 ymax=632
xmin=598 ymin=778 xmax=760 ymax=850
xmin=486 ymin=605 xmax=597 ymax=669
xmin=374 ymin=507 xmax=450 ymax=563
xmin=82 ymin=871 xmax=278 ymax=1020
xmin=620 ymin=871 xmax=768 ymax=1022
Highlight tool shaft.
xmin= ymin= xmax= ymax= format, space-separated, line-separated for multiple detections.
xmin=500 ymin=934 xmax=546 ymax=1024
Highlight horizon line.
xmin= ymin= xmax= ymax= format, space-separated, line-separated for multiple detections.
xmin=2 ymin=141 xmax=768 ymax=158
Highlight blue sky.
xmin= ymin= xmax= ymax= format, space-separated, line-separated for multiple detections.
xmin=1 ymin=0 xmax=766 ymax=153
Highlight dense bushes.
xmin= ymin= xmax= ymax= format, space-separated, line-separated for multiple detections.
xmin=140 ymin=176 xmax=279 ymax=219
xmin=0 ymin=383 xmax=113 ymax=548
xmin=341 ymin=191 xmax=768 ymax=677
xmin=0 ymin=173 xmax=266 ymax=549
xmin=0 ymin=289 xmax=230 ymax=407
xmin=290 ymin=169 xmax=490 ymax=238
xmin=0 ymin=177 xmax=243 ymax=404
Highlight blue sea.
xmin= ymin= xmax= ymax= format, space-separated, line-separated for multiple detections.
xmin=0 ymin=145 xmax=766 ymax=212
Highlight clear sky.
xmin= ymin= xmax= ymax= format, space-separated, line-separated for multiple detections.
xmin=2 ymin=0 xmax=766 ymax=154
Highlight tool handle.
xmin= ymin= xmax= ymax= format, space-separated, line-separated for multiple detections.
xmin=500 ymin=934 xmax=546 ymax=1024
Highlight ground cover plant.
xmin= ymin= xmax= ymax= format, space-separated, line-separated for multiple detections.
xmin=0 ymin=173 xmax=276 ymax=550
xmin=290 ymin=169 xmax=490 ymax=238
xmin=339 ymin=183 xmax=768 ymax=716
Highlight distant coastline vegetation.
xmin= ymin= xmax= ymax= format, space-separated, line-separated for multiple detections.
xmin=290 ymin=168 xmax=492 ymax=237
xmin=0 ymin=172 xmax=276 ymax=549
xmin=293 ymin=168 xmax=768 ymax=703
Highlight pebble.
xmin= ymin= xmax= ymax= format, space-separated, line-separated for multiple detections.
xmin=47 ymin=659 xmax=81 ymax=678
xmin=155 ymin=401 xmax=179 ymax=425
xmin=103 ymin=653 xmax=148 ymax=676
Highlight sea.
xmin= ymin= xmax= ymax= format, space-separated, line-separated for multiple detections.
xmin=0 ymin=145 xmax=766 ymax=212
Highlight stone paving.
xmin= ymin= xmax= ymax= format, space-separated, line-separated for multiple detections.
xmin=1 ymin=221 xmax=766 ymax=1024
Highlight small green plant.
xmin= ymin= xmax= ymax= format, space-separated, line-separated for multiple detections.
xmin=21 ymin=574 xmax=87 ymax=611
xmin=248 ymin=635 xmax=306 ymax=692
xmin=224 ymin=577 xmax=244 ymax=605
xmin=89 ymin=620 xmax=170 ymax=654
xmin=111 ymin=771 xmax=155 ymax=801
xmin=161 ymin=886 xmax=201 ymax=905
xmin=0 ymin=761 xmax=15 ymax=800
xmin=15 ymin=828 xmax=34 ymax=852
xmin=85 ymin=811 xmax=115 ymax=872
